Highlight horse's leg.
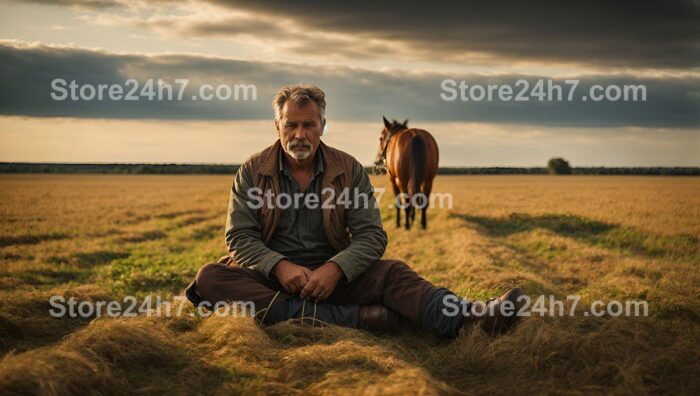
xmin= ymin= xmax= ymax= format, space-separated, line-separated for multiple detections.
xmin=401 ymin=179 xmax=411 ymax=230
xmin=410 ymin=205 xmax=416 ymax=230
xmin=404 ymin=201 xmax=412 ymax=230
xmin=391 ymin=178 xmax=401 ymax=228
xmin=421 ymin=179 xmax=434 ymax=229
xmin=395 ymin=199 xmax=401 ymax=228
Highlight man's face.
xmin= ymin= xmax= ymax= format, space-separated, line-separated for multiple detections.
xmin=275 ymin=101 xmax=324 ymax=161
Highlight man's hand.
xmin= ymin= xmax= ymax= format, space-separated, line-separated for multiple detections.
xmin=273 ymin=260 xmax=311 ymax=293
xmin=300 ymin=262 xmax=344 ymax=303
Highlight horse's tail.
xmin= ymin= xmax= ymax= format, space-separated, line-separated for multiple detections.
xmin=408 ymin=135 xmax=426 ymax=199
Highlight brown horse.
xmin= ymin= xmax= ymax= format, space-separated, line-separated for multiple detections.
xmin=374 ymin=117 xmax=439 ymax=229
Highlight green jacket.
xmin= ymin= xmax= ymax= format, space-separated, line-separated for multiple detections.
xmin=224 ymin=140 xmax=388 ymax=282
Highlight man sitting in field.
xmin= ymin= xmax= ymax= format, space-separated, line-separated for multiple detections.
xmin=187 ymin=84 xmax=524 ymax=338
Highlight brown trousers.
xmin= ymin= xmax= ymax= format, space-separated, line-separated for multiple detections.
xmin=194 ymin=259 xmax=438 ymax=322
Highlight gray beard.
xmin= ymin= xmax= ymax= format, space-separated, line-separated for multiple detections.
xmin=286 ymin=142 xmax=312 ymax=160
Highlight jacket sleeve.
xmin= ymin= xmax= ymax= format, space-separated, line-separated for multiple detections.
xmin=225 ymin=162 xmax=287 ymax=278
xmin=328 ymin=161 xmax=388 ymax=281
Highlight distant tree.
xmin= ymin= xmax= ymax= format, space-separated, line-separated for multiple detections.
xmin=548 ymin=158 xmax=572 ymax=175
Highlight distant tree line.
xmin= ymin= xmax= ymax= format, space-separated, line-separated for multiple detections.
xmin=0 ymin=163 xmax=240 ymax=174
xmin=435 ymin=167 xmax=700 ymax=175
xmin=1 ymin=163 xmax=698 ymax=176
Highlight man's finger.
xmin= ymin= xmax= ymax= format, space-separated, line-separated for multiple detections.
xmin=317 ymin=287 xmax=330 ymax=302
xmin=295 ymin=277 xmax=308 ymax=293
xmin=314 ymin=292 xmax=327 ymax=304
xmin=310 ymin=285 xmax=321 ymax=301
xmin=300 ymin=278 xmax=317 ymax=299
xmin=292 ymin=276 xmax=303 ymax=290
xmin=315 ymin=283 xmax=329 ymax=300
xmin=304 ymin=280 xmax=318 ymax=299
xmin=288 ymin=277 xmax=300 ymax=293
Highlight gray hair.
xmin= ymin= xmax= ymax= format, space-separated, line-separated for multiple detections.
xmin=272 ymin=84 xmax=326 ymax=124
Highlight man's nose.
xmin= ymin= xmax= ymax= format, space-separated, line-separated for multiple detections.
xmin=293 ymin=126 xmax=306 ymax=140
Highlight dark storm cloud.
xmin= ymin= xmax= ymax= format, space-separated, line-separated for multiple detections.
xmin=11 ymin=0 xmax=700 ymax=68
xmin=12 ymin=0 xmax=121 ymax=9
xmin=207 ymin=0 xmax=700 ymax=69
xmin=0 ymin=42 xmax=698 ymax=127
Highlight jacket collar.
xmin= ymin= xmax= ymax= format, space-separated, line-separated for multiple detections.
xmin=258 ymin=139 xmax=345 ymax=181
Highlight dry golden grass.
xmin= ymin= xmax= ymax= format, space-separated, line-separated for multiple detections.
xmin=0 ymin=174 xmax=698 ymax=395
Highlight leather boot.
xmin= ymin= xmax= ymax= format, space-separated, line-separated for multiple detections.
xmin=461 ymin=288 xmax=526 ymax=335
xmin=358 ymin=304 xmax=400 ymax=334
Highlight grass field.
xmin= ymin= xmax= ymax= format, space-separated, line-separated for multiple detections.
xmin=0 ymin=174 xmax=698 ymax=395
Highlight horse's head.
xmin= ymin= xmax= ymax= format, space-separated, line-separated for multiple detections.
xmin=374 ymin=116 xmax=408 ymax=174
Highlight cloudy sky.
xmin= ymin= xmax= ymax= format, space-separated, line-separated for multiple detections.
xmin=0 ymin=0 xmax=698 ymax=166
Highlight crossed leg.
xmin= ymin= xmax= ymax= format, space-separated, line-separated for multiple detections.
xmin=194 ymin=259 xmax=438 ymax=324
